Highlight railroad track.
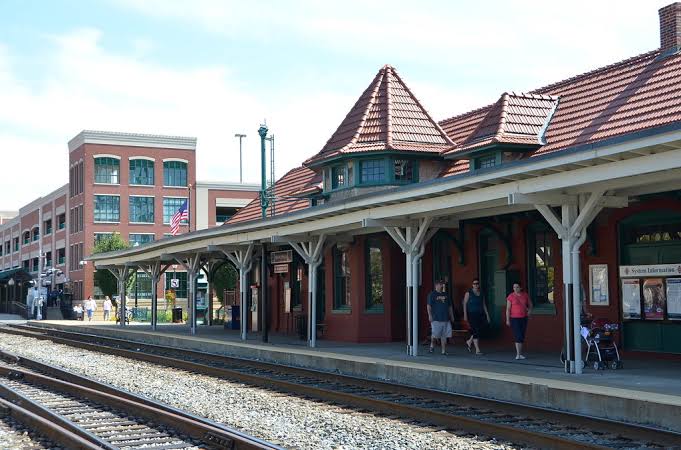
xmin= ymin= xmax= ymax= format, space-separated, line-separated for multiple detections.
xmin=3 ymin=324 xmax=680 ymax=450
xmin=0 ymin=339 xmax=281 ymax=450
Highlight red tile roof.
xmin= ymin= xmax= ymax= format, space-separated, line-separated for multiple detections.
xmin=226 ymin=166 xmax=320 ymax=224
xmin=450 ymin=92 xmax=559 ymax=155
xmin=304 ymin=65 xmax=454 ymax=166
xmin=442 ymin=50 xmax=681 ymax=159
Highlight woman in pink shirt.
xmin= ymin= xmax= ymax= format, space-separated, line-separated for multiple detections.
xmin=506 ymin=283 xmax=533 ymax=360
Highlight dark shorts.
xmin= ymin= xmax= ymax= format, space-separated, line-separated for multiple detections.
xmin=467 ymin=313 xmax=485 ymax=339
xmin=510 ymin=317 xmax=528 ymax=343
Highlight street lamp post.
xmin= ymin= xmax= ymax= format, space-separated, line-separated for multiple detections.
xmin=234 ymin=133 xmax=246 ymax=184
xmin=7 ymin=278 xmax=15 ymax=314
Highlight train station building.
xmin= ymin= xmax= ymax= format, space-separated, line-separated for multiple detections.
xmin=88 ymin=2 xmax=681 ymax=371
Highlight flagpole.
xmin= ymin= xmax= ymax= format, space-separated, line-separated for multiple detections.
xmin=187 ymin=183 xmax=192 ymax=233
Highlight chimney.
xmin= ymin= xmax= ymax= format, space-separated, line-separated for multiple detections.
xmin=659 ymin=3 xmax=681 ymax=55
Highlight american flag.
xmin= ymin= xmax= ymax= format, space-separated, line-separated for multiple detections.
xmin=170 ymin=200 xmax=189 ymax=236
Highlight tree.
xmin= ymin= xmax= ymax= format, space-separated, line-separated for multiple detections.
xmin=92 ymin=233 xmax=130 ymax=300
xmin=211 ymin=262 xmax=237 ymax=304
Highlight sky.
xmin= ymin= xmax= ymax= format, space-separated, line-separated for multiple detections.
xmin=0 ymin=0 xmax=672 ymax=210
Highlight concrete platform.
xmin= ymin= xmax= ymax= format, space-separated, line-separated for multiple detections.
xmin=24 ymin=320 xmax=681 ymax=433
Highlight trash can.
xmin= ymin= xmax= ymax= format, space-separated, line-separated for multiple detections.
xmin=224 ymin=305 xmax=240 ymax=330
xmin=172 ymin=307 xmax=183 ymax=323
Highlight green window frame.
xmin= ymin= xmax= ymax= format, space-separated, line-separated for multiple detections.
xmin=360 ymin=159 xmax=386 ymax=184
xmin=58 ymin=214 xmax=66 ymax=230
xmin=129 ymin=233 xmax=155 ymax=247
xmin=331 ymin=165 xmax=347 ymax=190
xmin=163 ymin=197 xmax=188 ymax=224
xmin=473 ymin=152 xmax=501 ymax=171
xmin=57 ymin=248 xmax=65 ymax=265
xmin=94 ymin=233 xmax=113 ymax=245
xmin=31 ymin=257 xmax=39 ymax=272
xmin=129 ymin=196 xmax=155 ymax=223
xmin=94 ymin=195 xmax=120 ymax=222
xmin=365 ymin=238 xmax=384 ymax=311
xmin=393 ymin=159 xmax=416 ymax=183
xmin=333 ymin=245 xmax=351 ymax=310
xmin=94 ymin=157 xmax=120 ymax=184
xmin=527 ymin=224 xmax=556 ymax=308
xmin=32 ymin=227 xmax=39 ymax=241
xmin=44 ymin=219 xmax=52 ymax=235
xmin=166 ymin=271 xmax=188 ymax=298
xmin=130 ymin=159 xmax=155 ymax=185
xmin=22 ymin=232 xmax=30 ymax=245
xmin=163 ymin=161 xmax=188 ymax=187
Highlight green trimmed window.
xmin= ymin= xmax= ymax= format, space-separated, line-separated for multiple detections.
xmin=360 ymin=159 xmax=386 ymax=183
xmin=57 ymin=248 xmax=65 ymax=265
xmin=58 ymin=214 xmax=66 ymax=230
xmin=331 ymin=165 xmax=347 ymax=189
xmin=528 ymin=225 xmax=556 ymax=306
xmin=365 ymin=238 xmax=384 ymax=310
xmin=476 ymin=154 xmax=498 ymax=169
xmin=129 ymin=196 xmax=154 ymax=223
xmin=163 ymin=198 xmax=188 ymax=224
xmin=94 ymin=195 xmax=120 ymax=222
xmin=333 ymin=245 xmax=351 ymax=310
xmin=32 ymin=227 xmax=39 ymax=241
xmin=94 ymin=233 xmax=113 ymax=245
xmin=393 ymin=159 xmax=415 ymax=183
xmin=22 ymin=232 xmax=30 ymax=245
xmin=166 ymin=271 xmax=187 ymax=298
xmin=94 ymin=157 xmax=120 ymax=184
xmin=163 ymin=161 xmax=187 ymax=187
xmin=44 ymin=219 xmax=52 ymax=235
xmin=130 ymin=159 xmax=155 ymax=185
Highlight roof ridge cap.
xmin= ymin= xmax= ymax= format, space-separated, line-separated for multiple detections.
xmin=346 ymin=70 xmax=385 ymax=151
xmin=386 ymin=65 xmax=394 ymax=149
xmin=494 ymin=93 xmax=511 ymax=141
xmin=531 ymin=49 xmax=659 ymax=94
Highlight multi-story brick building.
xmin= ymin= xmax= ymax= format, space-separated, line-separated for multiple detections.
xmin=0 ymin=130 xmax=258 ymax=314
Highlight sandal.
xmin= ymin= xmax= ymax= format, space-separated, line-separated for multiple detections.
xmin=466 ymin=342 xmax=472 ymax=353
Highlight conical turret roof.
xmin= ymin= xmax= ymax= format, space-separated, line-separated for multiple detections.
xmin=304 ymin=65 xmax=454 ymax=166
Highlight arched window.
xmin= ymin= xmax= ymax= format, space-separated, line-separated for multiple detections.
xmin=163 ymin=161 xmax=187 ymax=187
xmin=32 ymin=227 xmax=39 ymax=241
xmin=94 ymin=157 xmax=120 ymax=184
xmin=130 ymin=159 xmax=154 ymax=185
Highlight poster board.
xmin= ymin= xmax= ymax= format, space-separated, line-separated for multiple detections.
xmin=621 ymin=279 xmax=641 ymax=319
xmin=589 ymin=264 xmax=609 ymax=305
xmin=667 ymin=278 xmax=681 ymax=320
xmin=642 ymin=278 xmax=665 ymax=320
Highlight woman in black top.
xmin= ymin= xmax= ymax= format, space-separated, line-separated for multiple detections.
xmin=463 ymin=278 xmax=491 ymax=355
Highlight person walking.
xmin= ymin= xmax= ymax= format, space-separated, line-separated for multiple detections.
xmin=506 ymin=282 xmax=533 ymax=360
xmin=103 ymin=296 xmax=112 ymax=322
xmin=427 ymin=280 xmax=455 ymax=355
xmin=463 ymin=278 xmax=490 ymax=355
xmin=73 ymin=303 xmax=83 ymax=321
xmin=84 ymin=296 xmax=97 ymax=322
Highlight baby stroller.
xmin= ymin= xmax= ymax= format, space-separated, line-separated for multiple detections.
xmin=582 ymin=318 xmax=622 ymax=370
xmin=115 ymin=307 xmax=132 ymax=324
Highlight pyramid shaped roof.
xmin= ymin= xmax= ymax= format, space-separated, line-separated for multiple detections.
xmin=448 ymin=92 xmax=560 ymax=156
xmin=304 ymin=65 xmax=454 ymax=166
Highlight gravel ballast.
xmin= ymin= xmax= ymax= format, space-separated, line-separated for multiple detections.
xmin=0 ymin=334 xmax=514 ymax=450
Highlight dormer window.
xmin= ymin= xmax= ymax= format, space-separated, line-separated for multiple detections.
xmin=360 ymin=159 xmax=385 ymax=184
xmin=394 ymin=159 xmax=414 ymax=182
xmin=331 ymin=165 xmax=347 ymax=189
xmin=474 ymin=153 xmax=500 ymax=170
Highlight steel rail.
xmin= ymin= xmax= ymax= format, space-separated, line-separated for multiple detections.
xmin=3 ymin=325 xmax=679 ymax=449
xmin=0 ymin=355 xmax=280 ymax=450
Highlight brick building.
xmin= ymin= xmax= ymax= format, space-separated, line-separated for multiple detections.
xmin=0 ymin=130 xmax=258 ymax=313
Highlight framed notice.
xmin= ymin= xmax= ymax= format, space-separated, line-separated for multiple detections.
xmin=642 ymin=278 xmax=665 ymax=320
xmin=666 ymin=278 xmax=681 ymax=320
xmin=589 ymin=264 xmax=609 ymax=305
xmin=621 ymin=279 xmax=641 ymax=319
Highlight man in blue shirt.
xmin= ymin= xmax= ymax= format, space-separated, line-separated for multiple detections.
xmin=427 ymin=280 xmax=455 ymax=355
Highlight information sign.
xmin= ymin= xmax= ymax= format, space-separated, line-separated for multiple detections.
xmin=642 ymin=278 xmax=665 ymax=320
xmin=667 ymin=278 xmax=681 ymax=320
xmin=622 ymin=279 xmax=641 ymax=319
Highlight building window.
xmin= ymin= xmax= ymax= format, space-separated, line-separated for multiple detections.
xmin=365 ymin=238 xmax=383 ymax=310
xmin=130 ymin=159 xmax=154 ymax=185
xmin=94 ymin=233 xmax=113 ymax=245
xmin=130 ymin=271 xmax=152 ymax=298
xmin=393 ymin=159 xmax=415 ymax=183
xmin=331 ymin=165 xmax=347 ymax=189
xmin=163 ymin=161 xmax=187 ymax=187
xmin=4 ymin=241 xmax=9 ymax=254
xmin=94 ymin=195 xmax=120 ymax=222
xmin=129 ymin=196 xmax=155 ymax=223
xmin=32 ymin=227 xmax=39 ymax=241
xmin=23 ymin=260 xmax=29 ymax=271
xmin=475 ymin=154 xmax=498 ymax=170
xmin=163 ymin=197 xmax=188 ymax=224
xmin=622 ymin=223 xmax=681 ymax=244
xmin=129 ymin=233 xmax=155 ymax=247
xmin=31 ymin=257 xmax=39 ymax=272
xmin=528 ymin=225 xmax=556 ymax=305
xmin=215 ymin=207 xmax=237 ymax=224
xmin=45 ymin=251 xmax=52 ymax=267
xmin=165 ymin=271 xmax=187 ymax=298
xmin=13 ymin=238 xmax=19 ymax=252
xmin=333 ymin=245 xmax=351 ymax=310
xmin=57 ymin=214 xmax=66 ymax=230
xmin=94 ymin=157 xmax=120 ymax=184
xmin=57 ymin=248 xmax=66 ymax=265
xmin=44 ymin=219 xmax=52 ymax=235
xmin=360 ymin=159 xmax=385 ymax=184
xmin=22 ymin=231 xmax=30 ymax=245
